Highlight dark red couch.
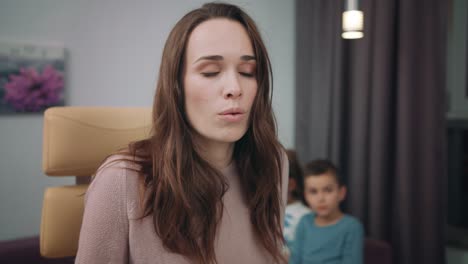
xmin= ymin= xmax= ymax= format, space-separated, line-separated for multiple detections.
xmin=0 ymin=236 xmax=74 ymax=264
xmin=1 ymin=236 xmax=392 ymax=264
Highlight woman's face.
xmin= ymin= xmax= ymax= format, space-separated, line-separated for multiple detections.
xmin=183 ymin=18 xmax=258 ymax=146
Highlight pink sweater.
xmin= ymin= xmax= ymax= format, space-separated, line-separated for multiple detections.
xmin=75 ymin=155 xmax=288 ymax=264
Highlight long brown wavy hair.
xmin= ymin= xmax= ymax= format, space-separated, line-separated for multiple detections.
xmin=116 ymin=2 xmax=285 ymax=263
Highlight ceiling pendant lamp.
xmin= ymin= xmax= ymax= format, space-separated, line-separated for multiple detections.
xmin=342 ymin=0 xmax=364 ymax=39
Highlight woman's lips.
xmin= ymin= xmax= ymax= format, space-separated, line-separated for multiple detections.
xmin=218 ymin=112 xmax=245 ymax=122
xmin=218 ymin=108 xmax=245 ymax=122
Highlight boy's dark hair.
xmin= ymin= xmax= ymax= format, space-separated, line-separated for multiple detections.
xmin=304 ymin=159 xmax=343 ymax=186
xmin=286 ymin=150 xmax=305 ymax=201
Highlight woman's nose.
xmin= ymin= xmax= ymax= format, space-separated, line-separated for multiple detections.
xmin=223 ymin=71 xmax=242 ymax=99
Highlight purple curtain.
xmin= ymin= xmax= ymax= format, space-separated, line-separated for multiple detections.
xmin=295 ymin=0 xmax=448 ymax=263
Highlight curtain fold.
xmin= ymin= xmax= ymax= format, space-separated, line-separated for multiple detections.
xmin=295 ymin=0 xmax=448 ymax=263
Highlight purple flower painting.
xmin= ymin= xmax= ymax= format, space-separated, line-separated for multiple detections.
xmin=0 ymin=42 xmax=65 ymax=114
xmin=4 ymin=65 xmax=64 ymax=112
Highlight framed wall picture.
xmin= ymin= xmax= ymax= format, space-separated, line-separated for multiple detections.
xmin=0 ymin=42 xmax=65 ymax=114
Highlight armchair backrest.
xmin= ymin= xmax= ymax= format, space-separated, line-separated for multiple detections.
xmin=40 ymin=107 xmax=151 ymax=258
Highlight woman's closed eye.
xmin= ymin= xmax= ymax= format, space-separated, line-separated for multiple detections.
xmin=238 ymin=63 xmax=256 ymax=78
xmin=198 ymin=62 xmax=221 ymax=77
xmin=201 ymin=71 xmax=254 ymax=78
xmin=239 ymin=72 xmax=255 ymax=78
xmin=201 ymin=72 xmax=220 ymax=77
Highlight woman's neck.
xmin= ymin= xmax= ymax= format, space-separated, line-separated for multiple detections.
xmin=197 ymin=138 xmax=234 ymax=170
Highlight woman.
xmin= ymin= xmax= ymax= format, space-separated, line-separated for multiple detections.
xmin=75 ymin=2 xmax=288 ymax=264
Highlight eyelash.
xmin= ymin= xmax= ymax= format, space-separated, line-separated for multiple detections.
xmin=201 ymin=72 xmax=255 ymax=78
xmin=201 ymin=72 xmax=219 ymax=77
xmin=240 ymin=72 xmax=255 ymax=78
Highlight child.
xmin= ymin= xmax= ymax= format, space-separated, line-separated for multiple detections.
xmin=284 ymin=150 xmax=311 ymax=251
xmin=289 ymin=160 xmax=364 ymax=264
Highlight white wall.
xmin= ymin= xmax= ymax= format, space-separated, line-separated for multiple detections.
xmin=0 ymin=0 xmax=295 ymax=240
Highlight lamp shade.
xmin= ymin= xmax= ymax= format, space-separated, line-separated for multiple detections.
xmin=342 ymin=10 xmax=364 ymax=39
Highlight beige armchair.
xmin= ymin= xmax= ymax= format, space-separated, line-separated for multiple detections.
xmin=40 ymin=107 xmax=152 ymax=258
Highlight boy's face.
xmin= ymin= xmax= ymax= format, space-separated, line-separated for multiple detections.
xmin=304 ymin=173 xmax=346 ymax=218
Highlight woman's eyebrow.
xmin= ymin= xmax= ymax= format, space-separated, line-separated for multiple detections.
xmin=194 ymin=55 xmax=223 ymax=64
xmin=240 ymin=55 xmax=256 ymax=61
xmin=194 ymin=54 xmax=256 ymax=64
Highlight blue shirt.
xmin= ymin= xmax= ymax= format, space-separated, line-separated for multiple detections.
xmin=289 ymin=213 xmax=364 ymax=264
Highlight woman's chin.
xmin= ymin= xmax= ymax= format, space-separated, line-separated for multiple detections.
xmin=208 ymin=128 xmax=248 ymax=144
